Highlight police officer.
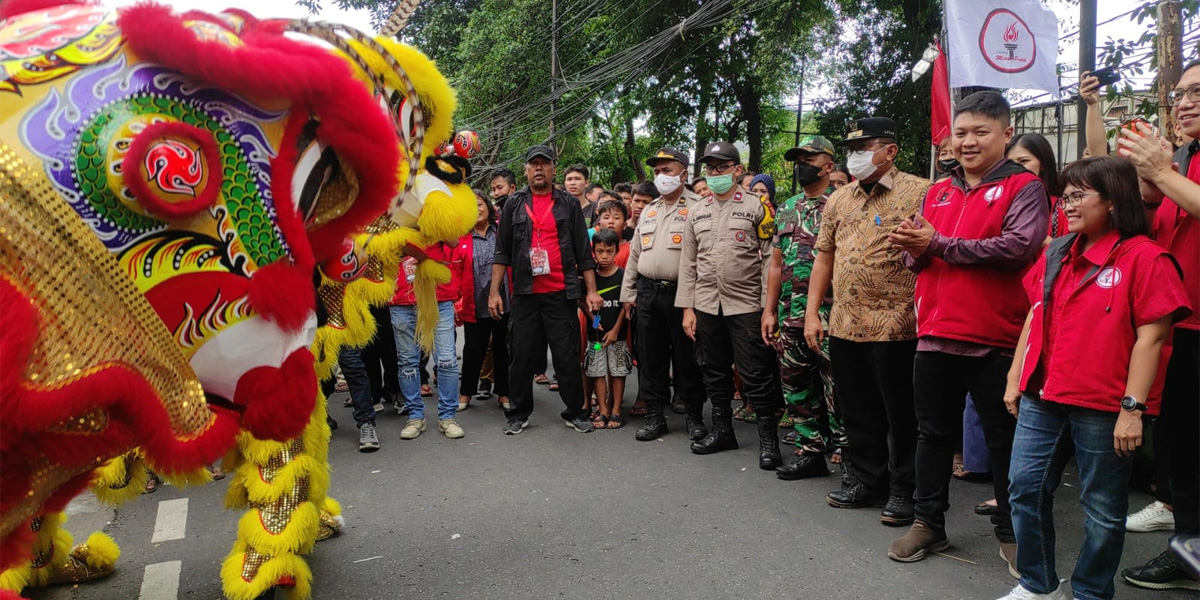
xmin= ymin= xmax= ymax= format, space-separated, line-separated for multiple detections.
xmin=621 ymin=148 xmax=707 ymax=442
xmin=677 ymin=141 xmax=783 ymax=470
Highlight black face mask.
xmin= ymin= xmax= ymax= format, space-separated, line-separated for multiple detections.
xmin=937 ymin=158 xmax=960 ymax=174
xmin=796 ymin=162 xmax=823 ymax=187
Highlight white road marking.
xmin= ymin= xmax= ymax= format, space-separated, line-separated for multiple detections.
xmin=139 ymin=561 xmax=181 ymax=600
xmin=353 ymin=555 xmax=384 ymax=563
xmin=150 ymin=498 xmax=188 ymax=543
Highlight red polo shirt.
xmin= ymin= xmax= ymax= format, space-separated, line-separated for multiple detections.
xmin=1153 ymin=151 xmax=1200 ymax=330
xmin=1019 ymin=231 xmax=1191 ymax=415
xmin=529 ymin=192 xmax=565 ymax=294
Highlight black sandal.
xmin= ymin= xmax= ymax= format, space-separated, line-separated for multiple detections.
xmin=606 ymin=414 xmax=626 ymax=429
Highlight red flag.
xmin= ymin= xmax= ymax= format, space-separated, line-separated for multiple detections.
xmin=931 ymin=43 xmax=952 ymax=145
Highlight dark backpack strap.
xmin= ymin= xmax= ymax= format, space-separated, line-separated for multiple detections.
xmin=1042 ymin=234 xmax=1077 ymax=306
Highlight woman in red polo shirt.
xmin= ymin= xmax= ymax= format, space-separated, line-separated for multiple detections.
xmin=998 ymin=156 xmax=1191 ymax=600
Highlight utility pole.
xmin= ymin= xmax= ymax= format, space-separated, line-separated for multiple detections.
xmin=1077 ymin=0 xmax=1096 ymax=159
xmin=1158 ymin=0 xmax=1183 ymax=146
xmin=549 ymin=0 xmax=558 ymax=149
xmin=790 ymin=61 xmax=805 ymax=195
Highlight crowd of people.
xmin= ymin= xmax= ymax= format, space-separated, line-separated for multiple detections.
xmin=328 ymin=63 xmax=1200 ymax=600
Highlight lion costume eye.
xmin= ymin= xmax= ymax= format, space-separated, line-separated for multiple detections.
xmin=291 ymin=118 xmax=338 ymax=225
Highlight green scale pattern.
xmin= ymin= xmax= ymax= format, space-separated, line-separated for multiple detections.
xmin=73 ymin=95 xmax=285 ymax=268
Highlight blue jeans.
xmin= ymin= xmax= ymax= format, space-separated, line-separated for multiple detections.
xmin=1009 ymin=395 xmax=1131 ymax=600
xmin=338 ymin=345 xmax=376 ymax=427
xmin=390 ymin=302 xmax=458 ymax=421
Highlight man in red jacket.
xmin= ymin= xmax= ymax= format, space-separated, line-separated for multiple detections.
xmin=886 ymin=91 xmax=1048 ymax=573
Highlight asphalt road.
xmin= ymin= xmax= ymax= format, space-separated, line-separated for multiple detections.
xmin=30 ymin=381 xmax=1190 ymax=600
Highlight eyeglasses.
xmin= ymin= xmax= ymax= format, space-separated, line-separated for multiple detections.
xmin=1167 ymin=83 xmax=1200 ymax=107
xmin=704 ymin=162 xmax=737 ymax=175
xmin=1059 ymin=190 xmax=1101 ymax=207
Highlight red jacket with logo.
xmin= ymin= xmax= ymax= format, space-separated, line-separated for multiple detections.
xmin=389 ymin=241 xmax=466 ymax=306
xmin=1018 ymin=232 xmax=1192 ymax=415
xmin=915 ymin=164 xmax=1042 ymax=348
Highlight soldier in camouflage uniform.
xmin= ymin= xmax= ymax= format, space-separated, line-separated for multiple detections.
xmin=762 ymin=135 xmax=846 ymax=480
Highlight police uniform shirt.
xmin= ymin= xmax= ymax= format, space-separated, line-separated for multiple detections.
xmin=619 ymin=189 xmax=699 ymax=303
xmin=675 ymin=190 xmax=775 ymax=316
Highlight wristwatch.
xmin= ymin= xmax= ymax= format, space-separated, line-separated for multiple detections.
xmin=1120 ymin=395 xmax=1148 ymax=412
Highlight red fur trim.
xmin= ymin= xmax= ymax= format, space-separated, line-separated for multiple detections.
xmin=122 ymin=121 xmax=222 ymax=219
xmin=235 ymin=349 xmax=316 ymax=441
xmin=117 ymin=3 xmax=399 ymax=270
xmin=269 ymin=113 xmax=315 ymax=272
xmin=0 ymin=515 xmax=35 ymax=573
xmin=247 ymin=261 xmax=314 ymax=332
xmin=0 ymin=0 xmax=88 ymax=20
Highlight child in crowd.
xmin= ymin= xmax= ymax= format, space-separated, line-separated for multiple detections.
xmin=584 ymin=229 xmax=631 ymax=429
xmin=593 ymin=199 xmax=630 ymax=266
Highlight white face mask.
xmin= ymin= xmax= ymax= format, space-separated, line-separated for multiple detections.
xmin=847 ymin=148 xmax=882 ymax=181
xmin=654 ymin=172 xmax=683 ymax=196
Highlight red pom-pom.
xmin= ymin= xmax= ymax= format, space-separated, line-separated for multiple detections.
xmin=235 ymin=349 xmax=317 ymax=441
xmin=247 ymin=262 xmax=315 ymax=333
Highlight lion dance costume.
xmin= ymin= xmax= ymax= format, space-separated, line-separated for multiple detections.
xmin=0 ymin=1 xmax=478 ymax=598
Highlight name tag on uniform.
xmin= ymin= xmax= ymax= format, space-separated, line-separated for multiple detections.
xmin=530 ymin=247 xmax=551 ymax=276
xmin=402 ymin=256 xmax=418 ymax=283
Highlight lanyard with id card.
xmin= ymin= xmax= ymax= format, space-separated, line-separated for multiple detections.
xmin=524 ymin=199 xmax=554 ymax=277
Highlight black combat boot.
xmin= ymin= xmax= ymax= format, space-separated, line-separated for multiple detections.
xmin=634 ymin=400 xmax=668 ymax=441
xmin=757 ymin=417 xmax=782 ymax=470
xmin=691 ymin=404 xmax=737 ymax=454
xmin=685 ymin=414 xmax=708 ymax=441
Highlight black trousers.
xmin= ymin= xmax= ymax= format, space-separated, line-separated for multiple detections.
xmin=693 ymin=310 xmax=780 ymax=414
xmin=461 ymin=315 xmax=509 ymax=397
xmin=361 ymin=304 xmax=399 ymax=400
xmin=507 ymin=292 xmax=585 ymax=421
xmin=912 ymin=351 xmax=1016 ymax=543
xmin=636 ymin=282 xmax=705 ymax=416
xmin=1163 ymin=328 xmax=1199 ymax=535
xmin=828 ymin=337 xmax=917 ymax=498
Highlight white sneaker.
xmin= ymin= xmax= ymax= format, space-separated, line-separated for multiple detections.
xmin=438 ymin=418 xmax=465 ymax=439
xmin=399 ymin=418 xmax=426 ymax=439
xmin=995 ymin=580 xmax=1070 ymax=600
xmin=1126 ymin=500 xmax=1175 ymax=532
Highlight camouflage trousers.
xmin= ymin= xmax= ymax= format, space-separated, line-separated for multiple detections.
xmin=779 ymin=321 xmax=846 ymax=456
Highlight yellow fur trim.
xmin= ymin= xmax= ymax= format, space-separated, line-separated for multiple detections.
xmin=416 ymin=179 xmax=477 ymax=244
xmin=321 ymin=496 xmax=342 ymax=518
xmin=79 ymin=532 xmax=119 ymax=570
xmin=350 ymin=39 xmax=457 ymax=159
xmin=233 ymin=502 xmax=320 ymax=556
xmin=91 ymin=452 xmax=149 ymax=506
xmin=26 ymin=516 xmax=71 ymax=588
xmin=0 ymin=564 xmax=30 ymax=592
xmin=239 ymin=456 xmax=329 ymax=506
xmin=155 ymin=465 xmax=212 ymax=488
xmin=221 ymin=545 xmax=312 ymax=600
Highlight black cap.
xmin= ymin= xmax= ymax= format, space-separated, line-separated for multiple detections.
xmin=837 ymin=117 xmax=898 ymax=145
xmin=698 ymin=141 xmax=740 ymax=164
xmin=645 ymin=147 xmax=689 ymax=167
xmin=524 ymin=144 xmax=556 ymax=163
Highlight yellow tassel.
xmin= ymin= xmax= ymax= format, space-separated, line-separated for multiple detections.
xmin=221 ymin=545 xmax=312 ymax=600
xmin=78 ymin=532 xmax=120 ymax=570
xmin=416 ymin=179 xmax=478 ymax=244
xmin=321 ymin=496 xmax=342 ymax=518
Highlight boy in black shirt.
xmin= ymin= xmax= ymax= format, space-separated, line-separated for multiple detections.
xmin=585 ymin=228 xmax=631 ymax=428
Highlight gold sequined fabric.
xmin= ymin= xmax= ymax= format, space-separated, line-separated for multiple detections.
xmin=308 ymin=154 xmax=360 ymax=228
xmin=256 ymin=476 xmax=310 ymax=535
xmin=241 ymin=548 xmax=269 ymax=582
xmin=318 ymin=281 xmax=347 ymax=329
xmin=258 ymin=438 xmax=305 ymax=483
xmin=0 ymin=143 xmax=216 ymax=539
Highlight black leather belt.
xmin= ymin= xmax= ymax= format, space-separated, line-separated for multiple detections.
xmin=641 ymin=279 xmax=677 ymax=289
